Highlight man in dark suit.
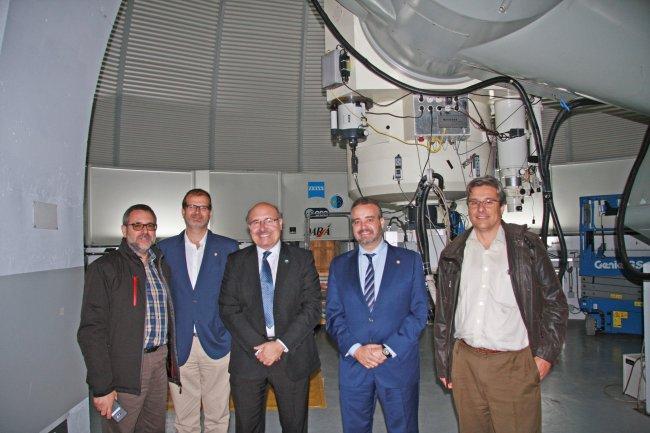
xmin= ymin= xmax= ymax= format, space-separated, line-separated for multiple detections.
xmin=158 ymin=189 xmax=238 ymax=433
xmin=326 ymin=197 xmax=428 ymax=433
xmin=219 ymin=202 xmax=321 ymax=433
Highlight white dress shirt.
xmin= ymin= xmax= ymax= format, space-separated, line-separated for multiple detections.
xmin=185 ymin=230 xmax=207 ymax=334
xmin=184 ymin=230 xmax=208 ymax=289
xmin=453 ymin=226 xmax=529 ymax=351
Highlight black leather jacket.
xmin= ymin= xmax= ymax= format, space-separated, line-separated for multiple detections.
xmin=78 ymin=239 xmax=181 ymax=396
xmin=434 ymin=222 xmax=568 ymax=381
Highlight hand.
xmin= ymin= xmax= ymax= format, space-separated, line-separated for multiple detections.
xmin=93 ymin=390 xmax=117 ymax=419
xmin=254 ymin=341 xmax=284 ymax=366
xmin=353 ymin=344 xmax=387 ymax=369
xmin=534 ymin=356 xmax=552 ymax=380
xmin=439 ymin=377 xmax=453 ymax=389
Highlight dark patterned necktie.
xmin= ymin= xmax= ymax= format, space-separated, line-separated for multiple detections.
xmin=363 ymin=253 xmax=376 ymax=311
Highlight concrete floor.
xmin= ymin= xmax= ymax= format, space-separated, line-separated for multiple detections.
xmin=148 ymin=321 xmax=649 ymax=432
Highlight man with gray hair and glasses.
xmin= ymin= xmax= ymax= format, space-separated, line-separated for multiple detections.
xmin=434 ymin=176 xmax=568 ymax=433
xmin=78 ymin=204 xmax=180 ymax=433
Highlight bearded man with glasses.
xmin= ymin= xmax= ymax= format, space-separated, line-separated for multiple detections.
xmin=219 ymin=202 xmax=321 ymax=433
xmin=434 ymin=175 xmax=568 ymax=433
xmin=78 ymin=204 xmax=180 ymax=433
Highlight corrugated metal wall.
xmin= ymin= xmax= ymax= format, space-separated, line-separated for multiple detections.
xmin=88 ymin=0 xmax=343 ymax=172
xmin=541 ymin=107 xmax=646 ymax=164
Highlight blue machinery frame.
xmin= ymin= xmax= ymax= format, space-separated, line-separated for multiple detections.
xmin=579 ymin=194 xmax=645 ymax=335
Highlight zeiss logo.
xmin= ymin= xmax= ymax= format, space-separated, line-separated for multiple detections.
xmin=594 ymin=259 xmax=644 ymax=270
xmin=307 ymin=181 xmax=325 ymax=199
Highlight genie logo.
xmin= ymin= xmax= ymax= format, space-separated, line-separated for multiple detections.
xmin=594 ymin=259 xmax=645 ymax=270
xmin=307 ymin=181 xmax=325 ymax=199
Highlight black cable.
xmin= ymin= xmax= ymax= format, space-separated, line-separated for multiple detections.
xmin=342 ymin=82 xmax=411 ymax=107
xmin=310 ymin=0 xmax=544 ymax=166
xmin=615 ymin=124 xmax=650 ymax=281
xmin=312 ymin=0 xmax=563 ymax=271
xmin=539 ymin=98 xmax=602 ymax=280
xmin=366 ymin=109 xmax=424 ymax=119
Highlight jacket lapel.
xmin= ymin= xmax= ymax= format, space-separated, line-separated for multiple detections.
xmin=274 ymin=243 xmax=290 ymax=297
xmin=348 ymin=248 xmax=366 ymax=307
xmin=244 ymin=246 xmax=266 ymax=329
xmin=374 ymin=245 xmax=397 ymax=309
xmin=175 ymin=232 xmax=194 ymax=290
xmin=195 ymin=231 xmax=219 ymax=289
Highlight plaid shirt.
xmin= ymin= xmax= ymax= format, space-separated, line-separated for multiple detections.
xmin=143 ymin=250 xmax=168 ymax=349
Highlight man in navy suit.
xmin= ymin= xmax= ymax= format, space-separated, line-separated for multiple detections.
xmin=158 ymin=189 xmax=238 ymax=433
xmin=327 ymin=197 xmax=428 ymax=433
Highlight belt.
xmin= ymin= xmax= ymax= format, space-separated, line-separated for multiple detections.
xmin=460 ymin=339 xmax=504 ymax=355
xmin=144 ymin=345 xmax=161 ymax=353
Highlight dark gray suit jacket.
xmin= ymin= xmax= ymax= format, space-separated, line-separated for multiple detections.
xmin=219 ymin=242 xmax=321 ymax=381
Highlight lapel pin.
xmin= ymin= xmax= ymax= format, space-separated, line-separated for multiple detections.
xmin=214 ymin=252 xmax=218 ymax=256
xmin=396 ymin=260 xmax=401 ymax=265
xmin=284 ymin=258 xmax=289 ymax=264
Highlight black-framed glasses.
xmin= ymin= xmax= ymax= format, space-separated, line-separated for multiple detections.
xmin=185 ymin=204 xmax=211 ymax=212
xmin=467 ymin=198 xmax=499 ymax=209
xmin=127 ymin=223 xmax=157 ymax=231
xmin=247 ymin=217 xmax=280 ymax=228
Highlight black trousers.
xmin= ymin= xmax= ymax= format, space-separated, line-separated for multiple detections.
xmin=230 ymin=368 xmax=310 ymax=433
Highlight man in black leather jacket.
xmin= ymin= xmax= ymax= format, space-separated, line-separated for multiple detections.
xmin=434 ymin=176 xmax=568 ymax=433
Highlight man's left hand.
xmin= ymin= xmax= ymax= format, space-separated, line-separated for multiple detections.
xmin=254 ymin=341 xmax=284 ymax=366
xmin=534 ymin=356 xmax=552 ymax=380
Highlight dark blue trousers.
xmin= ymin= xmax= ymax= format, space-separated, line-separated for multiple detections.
xmin=340 ymin=378 xmax=419 ymax=433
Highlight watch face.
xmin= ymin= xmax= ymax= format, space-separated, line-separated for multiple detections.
xmin=382 ymin=348 xmax=390 ymax=357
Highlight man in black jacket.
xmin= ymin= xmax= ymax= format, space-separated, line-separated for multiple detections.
xmin=434 ymin=176 xmax=568 ymax=433
xmin=219 ymin=202 xmax=321 ymax=433
xmin=78 ymin=204 xmax=180 ymax=433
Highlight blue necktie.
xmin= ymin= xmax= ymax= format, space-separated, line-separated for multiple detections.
xmin=261 ymin=251 xmax=274 ymax=329
xmin=363 ymin=253 xmax=376 ymax=311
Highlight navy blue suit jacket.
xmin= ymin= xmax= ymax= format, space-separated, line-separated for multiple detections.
xmin=326 ymin=243 xmax=428 ymax=388
xmin=158 ymin=230 xmax=238 ymax=366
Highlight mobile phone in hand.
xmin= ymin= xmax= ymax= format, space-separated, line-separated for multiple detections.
xmin=111 ymin=400 xmax=127 ymax=422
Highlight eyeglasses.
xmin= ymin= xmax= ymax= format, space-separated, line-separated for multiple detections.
xmin=185 ymin=204 xmax=211 ymax=212
xmin=467 ymin=198 xmax=500 ymax=209
xmin=247 ymin=217 xmax=280 ymax=228
xmin=127 ymin=223 xmax=157 ymax=231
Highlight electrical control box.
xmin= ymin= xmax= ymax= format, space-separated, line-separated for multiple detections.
xmin=321 ymin=48 xmax=344 ymax=90
xmin=404 ymin=94 xmax=470 ymax=138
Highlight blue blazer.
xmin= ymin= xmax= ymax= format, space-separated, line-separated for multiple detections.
xmin=158 ymin=230 xmax=239 ymax=366
xmin=326 ymin=243 xmax=428 ymax=388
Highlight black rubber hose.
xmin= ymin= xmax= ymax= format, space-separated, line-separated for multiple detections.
xmin=540 ymin=98 xmax=601 ymax=242
xmin=615 ymin=125 xmax=650 ymax=281
xmin=539 ymin=98 xmax=602 ymax=280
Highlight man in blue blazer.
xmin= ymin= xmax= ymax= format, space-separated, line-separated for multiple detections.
xmin=158 ymin=189 xmax=239 ymax=433
xmin=327 ymin=197 xmax=428 ymax=433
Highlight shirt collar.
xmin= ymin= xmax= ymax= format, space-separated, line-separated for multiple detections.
xmin=359 ymin=240 xmax=387 ymax=256
xmin=257 ymin=240 xmax=281 ymax=257
xmin=184 ymin=230 xmax=208 ymax=249
xmin=468 ymin=226 xmax=505 ymax=247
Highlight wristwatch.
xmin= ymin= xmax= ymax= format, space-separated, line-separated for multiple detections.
xmin=382 ymin=344 xmax=392 ymax=358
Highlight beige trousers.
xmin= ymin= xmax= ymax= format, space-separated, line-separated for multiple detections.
xmin=169 ymin=337 xmax=230 ymax=433
xmin=451 ymin=340 xmax=541 ymax=433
